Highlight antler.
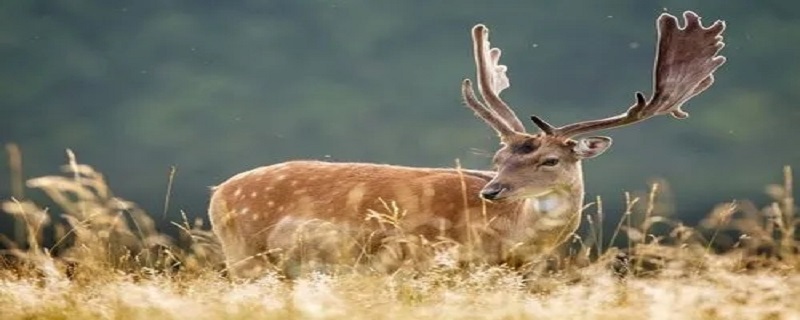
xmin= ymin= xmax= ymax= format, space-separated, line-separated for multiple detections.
xmin=462 ymin=24 xmax=527 ymax=138
xmin=540 ymin=11 xmax=726 ymax=137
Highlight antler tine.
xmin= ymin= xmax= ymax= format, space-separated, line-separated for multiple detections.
xmin=472 ymin=24 xmax=527 ymax=133
xmin=554 ymin=11 xmax=727 ymax=138
xmin=530 ymin=115 xmax=556 ymax=135
xmin=462 ymin=79 xmax=516 ymax=137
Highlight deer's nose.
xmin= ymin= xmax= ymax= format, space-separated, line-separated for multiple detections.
xmin=480 ymin=184 xmax=507 ymax=200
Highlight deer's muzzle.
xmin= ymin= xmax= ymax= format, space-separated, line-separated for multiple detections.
xmin=480 ymin=183 xmax=508 ymax=201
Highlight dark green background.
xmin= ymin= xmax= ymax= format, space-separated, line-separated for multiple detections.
xmin=1 ymin=1 xmax=797 ymax=238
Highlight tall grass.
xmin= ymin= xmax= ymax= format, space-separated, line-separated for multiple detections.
xmin=0 ymin=146 xmax=798 ymax=319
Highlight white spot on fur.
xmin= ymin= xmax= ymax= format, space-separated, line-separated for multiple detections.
xmin=290 ymin=180 xmax=298 ymax=186
xmin=277 ymin=175 xmax=287 ymax=181
xmin=420 ymin=184 xmax=436 ymax=219
xmin=392 ymin=183 xmax=417 ymax=214
xmin=529 ymin=193 xmax=568 ymax=216
xmin=234 ymin=188 xmax=242 ymax=197
xmin=422 ymin=186 xmax=435 ymax=198
xmin=346 ymin=183 xmax=367 ymax=211
xmin=250 ymin=191 xmax=258 ymax=198
xmin=267 ymin=201 xmax=275 ymax=208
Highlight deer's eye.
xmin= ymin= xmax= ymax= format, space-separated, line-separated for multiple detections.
xmin=514 ymin=142 xmax=535 ymax=154
xmin=541 ymin=157 xmax=560 ymax=167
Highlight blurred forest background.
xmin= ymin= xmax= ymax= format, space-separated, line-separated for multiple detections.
xmin=0 ymin=1 xmax=798 ymax=241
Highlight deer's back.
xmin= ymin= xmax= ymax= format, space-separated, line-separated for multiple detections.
xmin=209 ymin=161 xmax=510 ymax=244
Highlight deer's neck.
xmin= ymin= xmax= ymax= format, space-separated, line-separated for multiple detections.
xmin=523 ymin=165 xmax=585 ymax=220
xmin=503 ymin=165 xmax=585 ymax=248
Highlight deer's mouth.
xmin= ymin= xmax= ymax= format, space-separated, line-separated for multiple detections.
xmin=482 ymin=184 xmax=565 ymax=202
xmin=480 ymin=187 xmax=508 ymax=201
xmin=486 ymin=187 xmax=554 ymax=202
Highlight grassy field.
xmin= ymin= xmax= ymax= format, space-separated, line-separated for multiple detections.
xmin=1 ymin=149 xmax=798 ymax=319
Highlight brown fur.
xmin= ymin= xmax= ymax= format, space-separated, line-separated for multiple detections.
xmin=209 ymin=158 xmax=585 ymax=277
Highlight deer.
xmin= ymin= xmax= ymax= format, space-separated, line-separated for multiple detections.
xmin=209 ymin=11 xmax=726 ymax=278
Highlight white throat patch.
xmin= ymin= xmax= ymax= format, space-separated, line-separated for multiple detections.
xmin=529 ymin=192 xmax=569 ymax=216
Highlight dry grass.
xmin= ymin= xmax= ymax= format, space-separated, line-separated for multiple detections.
xmin=1 ymin=147 xmax=798 ymax=319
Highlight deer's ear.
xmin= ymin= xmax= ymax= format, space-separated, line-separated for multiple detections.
xmin=573 ymin=136 xmax=612 ymax=159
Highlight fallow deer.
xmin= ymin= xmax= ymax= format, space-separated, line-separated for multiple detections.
xmin=209 ymin=11 xmax=726 ymax=278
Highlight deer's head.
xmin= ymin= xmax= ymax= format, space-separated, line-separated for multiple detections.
xmin=464 ymin=12 xmax=726 ymax=201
